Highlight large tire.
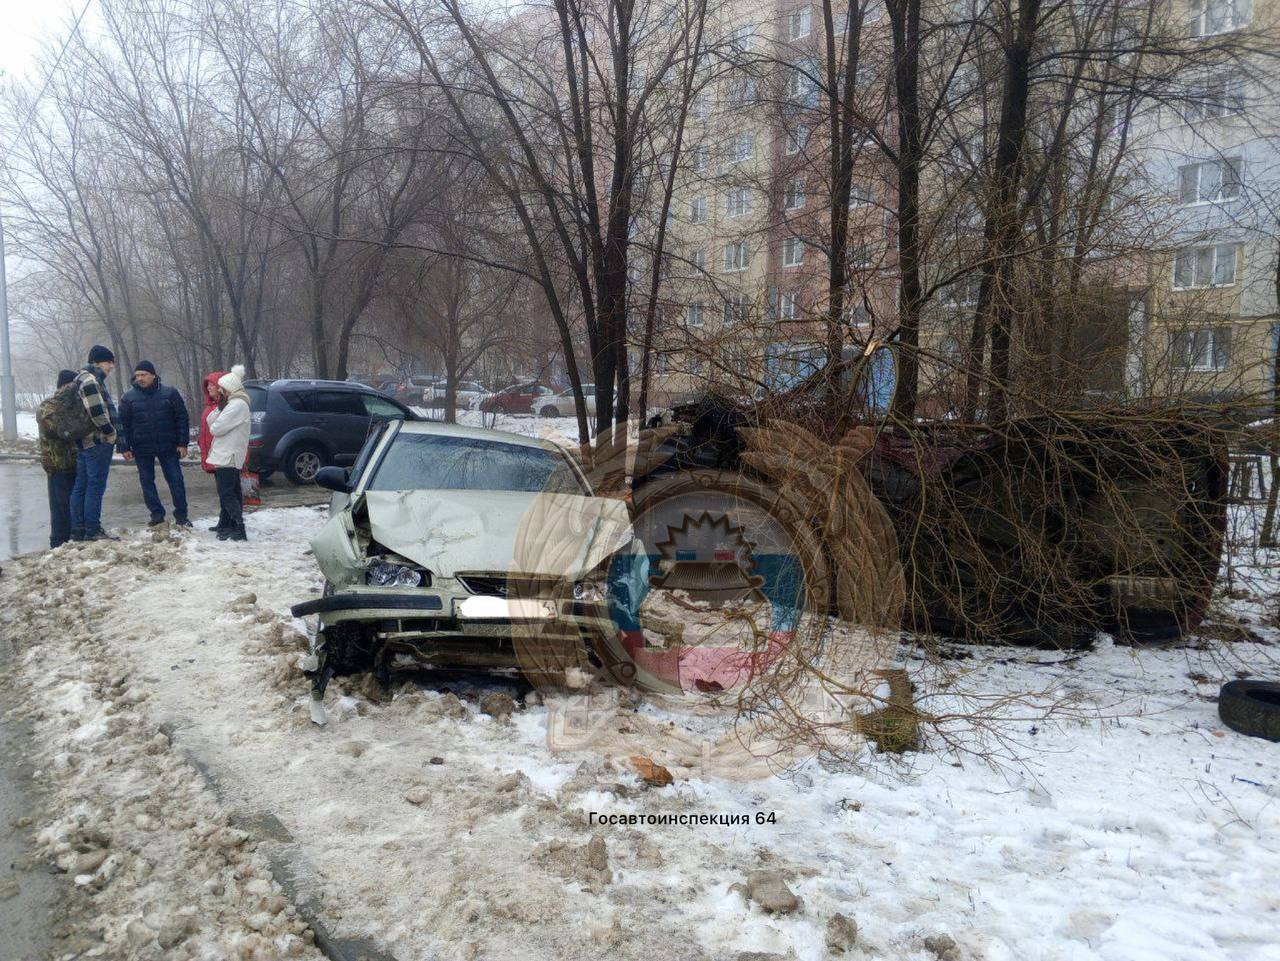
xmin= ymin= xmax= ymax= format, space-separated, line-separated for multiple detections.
xmin=284 ymin=443 xmax=327 ymax=485
xmin=1218 ymin=680 xmax=1280 ymax=741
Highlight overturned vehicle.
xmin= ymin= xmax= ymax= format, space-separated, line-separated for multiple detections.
xmin=291 ymin=421 xmax=632 ymax=721
xmin=644 ymin=346 xmax=1229 ymax=649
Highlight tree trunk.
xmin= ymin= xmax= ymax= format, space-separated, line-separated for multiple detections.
xmin=887 ymin=0 xmax=922 ymax=423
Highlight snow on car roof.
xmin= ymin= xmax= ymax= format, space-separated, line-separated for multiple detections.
xmin=396 ymin=418 xmax=569 ymax=453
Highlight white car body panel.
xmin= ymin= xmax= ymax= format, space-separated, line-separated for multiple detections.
xmin=361 ymin=489 xmax=631 ymax=579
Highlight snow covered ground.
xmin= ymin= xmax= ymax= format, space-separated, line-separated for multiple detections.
xmin=16 ymin=410 xmax=38 ymax=439
xmin=1 ymin=507 xmax=1278 ymax=961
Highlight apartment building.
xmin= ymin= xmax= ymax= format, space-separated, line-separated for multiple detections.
xmin=646 ymin=0 xmax=896 ymax=407
xmin=1131 ymin=0 xmax=1279 ymax=407
xmin=646 ymin=0 xmax=1279 ymax=413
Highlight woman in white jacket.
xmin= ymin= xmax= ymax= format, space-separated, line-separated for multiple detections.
xmin=207 ymin=365 xmax=251 ymax=541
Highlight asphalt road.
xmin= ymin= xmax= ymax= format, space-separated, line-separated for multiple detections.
xmin=0 ymin=654 xmax=58 ymax=961
xmin=0 ymin=460 xmax=328 ymax=562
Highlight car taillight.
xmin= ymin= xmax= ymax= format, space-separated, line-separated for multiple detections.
xmin=248 ymin=438 xmax=264 ymax=448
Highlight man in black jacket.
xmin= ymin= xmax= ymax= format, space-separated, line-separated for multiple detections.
xmin=118 ymin=360 xmax=192 ymax=527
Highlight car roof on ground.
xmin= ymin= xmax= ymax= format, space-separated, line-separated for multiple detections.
xmin=396 ymin=419 xmax=568 ymax=453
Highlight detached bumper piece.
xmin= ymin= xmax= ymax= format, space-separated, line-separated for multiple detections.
xmin=290 ymin=592 xmax=444 ymax=618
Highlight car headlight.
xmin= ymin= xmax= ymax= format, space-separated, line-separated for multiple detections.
xmin=573 ymin=580 xmax=606 ymax=602
xmin=366 ymin=562 xmax=424 ymax=587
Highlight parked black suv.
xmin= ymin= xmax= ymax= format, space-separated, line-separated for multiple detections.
xmin=244 ymin=379 xmax=415 ymax=484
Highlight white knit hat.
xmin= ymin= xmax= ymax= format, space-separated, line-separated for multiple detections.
xmin=218 ymin=364 xmax=246 ymax=393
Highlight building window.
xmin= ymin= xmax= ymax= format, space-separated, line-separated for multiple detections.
xmin=727 ymin=72 xmax=758 ymax=108
xmin=689 ymin=196 xmax=708 ymax=223
xmin=1186 ymin=74 xmax=1246 ymax=122
xmin=691 ymin=92 xmax=711 ymax=121
xmin=689 ymin=145 xmax=709 ymax=173
xmin=690 ymin=246 xmax=706 ymax=270
xmin=726 ymin=132 xmax=754 ymax=164
xmin=783 ymin=236 xmax=805 ymax=267
xmin=849 ymin=245 xmax=874 ymax=269
xmin=1171 ymin=326 xmax=1232 ymax=370
xmin=724 ymin=293 xmax=748 ymax=324
xmin=849 ymin=180 xmax=875 ymax=207
xmin=1173 ymin=243 xmax=1238 ymax=288
xmin=1188 ymin=0 xmax=1249 ymax=38
xmin=728 ymin=22 xmax=756 ymax=53
xmin=786 ymin=123 xmax=810 ymax=155
xmin=687 ymin=303 xmax=705 ymax=327
xmin=863 ymin=0 xmax=883 ymax=22
xmin=778 ymin=291 xmax=798 ymax=319
xmin=942 ymin=274 xmax=981 ymax=306
xmin=784 ymin=178 xmax=806 ymax=211
xmin=788 ymin=6 xmax=812 ymax=40
xmin=654 ymin=352 xmax=673 ymax=374
xmin=786 ymin=63 xmax=818 ymax=106
xmin=724 ymin=241 xmax=750 ymax=272
xmin=725 ymin=187 xmax=753 ymax=218
xmin=1178 ymin=157 xmax=1243 ymax=204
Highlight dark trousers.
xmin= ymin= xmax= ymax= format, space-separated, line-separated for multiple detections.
xmin=47 ymin=471 xmax=76 ymax=548
xmin=70 ymin=442 xmax=114 ymax=538
xmin=135 ymin=450 xmax=188 ymax=522
xmin=214 ymin=467 xmax=245 ymax=535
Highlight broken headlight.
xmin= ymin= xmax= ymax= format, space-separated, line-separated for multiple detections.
xmin=366 ymin=562 xmax=424 ymax=588
xmin=572 ymin=579 xmax=606 ymax=602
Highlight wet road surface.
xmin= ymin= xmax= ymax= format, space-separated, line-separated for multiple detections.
xmin=0 ymin=460 xmax=326 ymax=562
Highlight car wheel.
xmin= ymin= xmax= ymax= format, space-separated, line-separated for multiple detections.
xmin=540 ymin=406 xmax=559 ymax=418
xmin=1218 ymin=680 xmax=1280 ymax=741
xmin=284 ymin=443 xmax=327 ymax=485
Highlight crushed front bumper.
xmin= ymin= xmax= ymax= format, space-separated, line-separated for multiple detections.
xmin=291 ymin=587 xmax=613 ymax=669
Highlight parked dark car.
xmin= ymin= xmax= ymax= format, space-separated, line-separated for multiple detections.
xmin=245 ymin=379 xmax=415 ymax=484
xmin=478 ymin=381 xmax=553 ymax=415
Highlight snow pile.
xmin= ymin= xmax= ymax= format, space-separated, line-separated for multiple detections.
xmin=0 ymin=528 xmax=325 ymax=961
xmin=2 ymin=507 xmax=1279 ymax=961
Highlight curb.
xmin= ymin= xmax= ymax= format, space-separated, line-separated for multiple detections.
xmin=157 ymin=722 xmax=398 ymax=961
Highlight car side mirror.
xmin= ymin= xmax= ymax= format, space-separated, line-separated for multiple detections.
xmin=315 ymin=466 xmax=351 ymax=494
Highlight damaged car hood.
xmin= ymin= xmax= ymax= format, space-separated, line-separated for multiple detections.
xmin=360 ymin=489 xmax=633 ymax=579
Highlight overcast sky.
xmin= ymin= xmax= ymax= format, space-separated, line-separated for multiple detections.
xmin=0 ymin=0 xmax=90 ymax=84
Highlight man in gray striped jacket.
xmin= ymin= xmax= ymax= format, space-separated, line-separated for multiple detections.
xmin=70 ymin=345 xmax=121 ymax=541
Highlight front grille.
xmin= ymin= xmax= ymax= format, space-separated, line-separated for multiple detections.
xmin=458 ymin=574 xmax=508 ymax=596
xmin=457 ymin=574 xmax=558 ymax=597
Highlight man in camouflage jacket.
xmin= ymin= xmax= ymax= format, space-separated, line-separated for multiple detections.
xmin=37 ymin=369 xmax=79 ymax=548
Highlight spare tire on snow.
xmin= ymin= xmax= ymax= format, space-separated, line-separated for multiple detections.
xmin=1218 ymin=680 xmax=1280 ymax=742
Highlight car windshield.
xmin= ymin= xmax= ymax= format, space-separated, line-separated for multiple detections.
xmin=368 ymin=433 xmax=586 ymax=494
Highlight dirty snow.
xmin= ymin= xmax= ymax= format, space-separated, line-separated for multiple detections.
xmin=0 ymin=507 xmax=1278 ymax=961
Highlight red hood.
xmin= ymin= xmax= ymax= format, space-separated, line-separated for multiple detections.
xmin=202 ymin=371 xmax=227 ymax=410
xmin=198 ymin=371 xmax=229 ymax=472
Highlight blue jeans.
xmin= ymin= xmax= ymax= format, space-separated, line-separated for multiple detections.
xmin=47 ymin=471 xmax=76 ymax=548
xmin=70 ymin=442 xmax=114 ymax=538
xmin=135 ymin=450 xmax=188 ymax=522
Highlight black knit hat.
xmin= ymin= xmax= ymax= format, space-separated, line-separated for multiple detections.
xmin=134 ymin=360 xmax=158 ymax=377
xmin=87 ymin=344 xmax=116 ymax=365
xmin=57 ymin=369 xmax=76 ymax=388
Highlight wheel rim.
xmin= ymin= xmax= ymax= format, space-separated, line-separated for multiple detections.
xmin=295 ymin=451 xmax=322 ymax=481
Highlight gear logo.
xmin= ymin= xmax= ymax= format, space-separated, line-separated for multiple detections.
xmin=509 ymin=420 xmax=909 ymax=774
xmin=648 ymin=512 xmax=765 ymax=607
